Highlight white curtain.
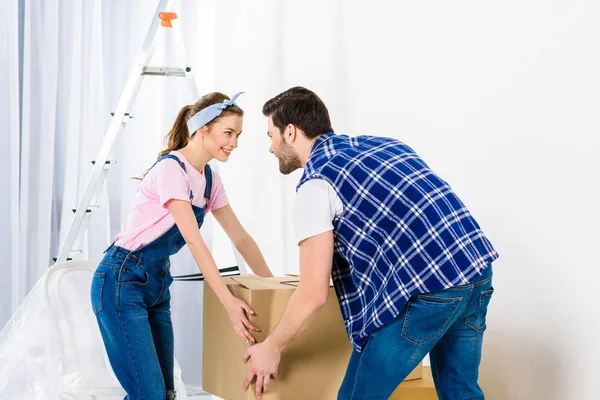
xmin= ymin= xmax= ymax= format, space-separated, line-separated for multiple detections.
xmin=0 ymin=0 xmax=219 ymax=392
xmin=0 ymin=0 xmax=22 ymax=331
xmin=0 ymin=0 xmax=110 ymax=325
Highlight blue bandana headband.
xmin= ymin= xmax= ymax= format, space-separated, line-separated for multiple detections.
xmin=186 ymin=92 xmax=244 ymax=135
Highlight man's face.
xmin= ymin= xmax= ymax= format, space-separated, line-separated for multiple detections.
xmin=267 ymin=116 xmax=302 ymax=175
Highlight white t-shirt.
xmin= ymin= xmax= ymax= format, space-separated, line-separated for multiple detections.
xmin=292 ymin=179 xmax=343 ymax=244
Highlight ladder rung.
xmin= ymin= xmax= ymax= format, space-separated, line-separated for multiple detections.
xmin=91 ymin=160 xmax=117 ymax=165
xmin=142 ymin=66 xmax=190 ymax=77
xmin=54 ymin=0 xmax=204 ymax=266
xmin=53 ymin=257 xmax=73 ymax=262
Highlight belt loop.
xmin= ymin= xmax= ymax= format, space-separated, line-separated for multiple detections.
xmin=103 ymin=241 xmax=114 ymax=254
xmin=110 ymin=244 xmax=119 ymax=258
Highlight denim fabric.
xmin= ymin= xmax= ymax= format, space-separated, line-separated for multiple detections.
xmin=338 ymin=265 xmax=494 ymax=400
xmin=91 ymin=156 xmax=212 ymax=400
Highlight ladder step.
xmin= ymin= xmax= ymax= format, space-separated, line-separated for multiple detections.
xmin=53 ymin=257 xmax=73 ymax=262
xmin=142 ymin=66 xmax=191 ymax=77
xmin=110 ymin=112 xmax=134 ymax=119
xmin=91 ymin=160 xmax=117 ymax=165
xmin=73 ymin=209 xmax=92 ymax=213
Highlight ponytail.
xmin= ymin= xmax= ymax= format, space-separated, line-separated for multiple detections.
xmin=158 ymin=104 xmax=192 ymax=158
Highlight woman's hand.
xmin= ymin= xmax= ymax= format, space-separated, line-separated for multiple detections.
xmin=224 ymin=295 xmax=261 ymax=344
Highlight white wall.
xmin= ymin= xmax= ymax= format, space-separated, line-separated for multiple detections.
xmin=212 ymin=1 xmax=600 ymax=398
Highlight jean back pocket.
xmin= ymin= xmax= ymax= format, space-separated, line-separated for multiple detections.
xmin=401 ymin=294 xmax=463 ymax=345
xmin=465 ymin=287 xmax=494 ymax=332
xmin=91 ymin=272 xmax=106 ymax=315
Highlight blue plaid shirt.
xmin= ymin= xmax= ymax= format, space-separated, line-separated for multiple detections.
xmin=297 ymin=132 xmax=499 ymax=352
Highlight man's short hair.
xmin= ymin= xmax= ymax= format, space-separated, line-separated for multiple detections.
xmin=262 ymin=87 xmax=334 ymax=139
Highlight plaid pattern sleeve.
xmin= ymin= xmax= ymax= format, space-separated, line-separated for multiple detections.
xmin=297 ymin=132 xmax=499 ymax=352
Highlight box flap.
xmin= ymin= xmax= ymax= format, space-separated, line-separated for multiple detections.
xmin=230 ymin=275 xmax=297 ymax=290
xmin=227 ymin=275 xmax=332 ymax=290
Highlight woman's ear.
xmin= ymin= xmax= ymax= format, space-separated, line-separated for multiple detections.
xmin=197 ymin=125 xmax=209 ymax=138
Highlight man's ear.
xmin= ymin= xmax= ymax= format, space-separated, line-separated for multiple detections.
xmin=287 ymin=124 xmax=297 ymax=143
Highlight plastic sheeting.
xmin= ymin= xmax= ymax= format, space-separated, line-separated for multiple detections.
xmin=0 ymin=261 xmax=188 ymax=399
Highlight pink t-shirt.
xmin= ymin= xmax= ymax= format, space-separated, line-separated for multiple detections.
xmin=114 ymin=151 xmax=229 ymax=251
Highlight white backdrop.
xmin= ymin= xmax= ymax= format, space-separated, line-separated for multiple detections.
xmin=214 ymin=1 xmax=600 ymax=398
xmin=2 ymin=0 xmax=599 ymax=398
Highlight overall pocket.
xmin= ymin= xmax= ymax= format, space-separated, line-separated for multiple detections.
xmin=118 ymin=258 xmax=149 ymax=286
xmin=401 ymin=294 xmax=463 ymax=345
xmin=91 ymin=272 xmax=106 ymax=315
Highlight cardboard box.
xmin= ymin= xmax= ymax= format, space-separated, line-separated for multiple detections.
xmin=203 ymin=275 xmax=422 ymax=400
xmin=389 ymin=366 xmax=438 ymax=399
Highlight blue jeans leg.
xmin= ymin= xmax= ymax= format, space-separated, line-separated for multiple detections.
xmin=338 ymin=349 xmax=362 ymax=399
xmin=149 ymin=294 xmax=176 ymax=398
xmin=92 ymin=267 xmax=170 ymax=400
xmin=429 ymin=273 xmax=494 ymax=400
xmin=337 ymin=267 xmax=494 ymax=400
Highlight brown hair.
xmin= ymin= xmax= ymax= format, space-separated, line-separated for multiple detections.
xmin=134 ymin=92 xmax=243 ymax=180
xmin=262 ymin=86 xmax=333 ymax=139
xmin=158 ymin=92 xmax=244 ymax=158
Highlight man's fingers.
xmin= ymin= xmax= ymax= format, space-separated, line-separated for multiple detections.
xmin=263 ymin=374 xmax=271 ymax=394
xmin=242 ymin=349 xmax=250 ymax=363
xmin=243 ymin=370 xmax=255 ymax=391
xmin=256 ymin=374 xmax=265 ymax=399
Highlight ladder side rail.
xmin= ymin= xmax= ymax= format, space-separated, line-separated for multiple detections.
xmin=55 ymin=0 xmax=173 ymax=263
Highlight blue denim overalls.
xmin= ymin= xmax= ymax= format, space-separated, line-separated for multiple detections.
xmin=91 ymin=155 xmax=212 ymax=400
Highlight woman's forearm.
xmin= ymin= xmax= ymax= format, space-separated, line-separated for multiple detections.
xmin=235 ymin=234 xmax=274 ymax=277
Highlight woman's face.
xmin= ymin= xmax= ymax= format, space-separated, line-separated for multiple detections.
xmin=202 ymin=113 xmax=243 ymax=162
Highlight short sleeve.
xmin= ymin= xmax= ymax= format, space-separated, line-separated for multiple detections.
xmin=293 ymin=179 xmax=341 ymax=244
xmin=152 ymin=159 xmax=192 ymax=207
xmin=207 ymin=170 xmax=229 ymax=211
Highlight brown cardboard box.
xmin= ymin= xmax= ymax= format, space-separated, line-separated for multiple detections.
xmin=389 ymin=366 xmax=437 ymax=399
xmin=203 ymin=275 xmax=422 ymax=400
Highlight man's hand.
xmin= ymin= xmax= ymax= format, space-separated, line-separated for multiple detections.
xmin=242 ymin=339 xmax=281 ymax=399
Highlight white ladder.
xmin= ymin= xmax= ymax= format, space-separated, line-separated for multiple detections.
xmin=55 ymin=0 xmax=184 ymax=262
xmin=54 ymin=0 xmax=247 ymax=276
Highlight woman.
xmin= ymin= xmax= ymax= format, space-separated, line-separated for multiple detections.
xmin=91 ymin=92 xmax=272 ymax=400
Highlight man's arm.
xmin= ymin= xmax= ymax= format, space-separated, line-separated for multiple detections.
xmin=268 ymin=229 xmax=333 ymax=348
xmin=242 ymin=230 xmax=334 ymax=398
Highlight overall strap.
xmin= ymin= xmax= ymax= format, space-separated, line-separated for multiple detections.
xmin=150 ymin=154 xmax=194 ymax=201
xmin=203 ymin=164 xmax=213 ymax=201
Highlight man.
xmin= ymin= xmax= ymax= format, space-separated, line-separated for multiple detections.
xmin=243 ymin=87 xmax=498 ymax=400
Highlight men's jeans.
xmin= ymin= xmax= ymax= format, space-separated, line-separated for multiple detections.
xmin=338 ymin=265 xmax=494 ymax=400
